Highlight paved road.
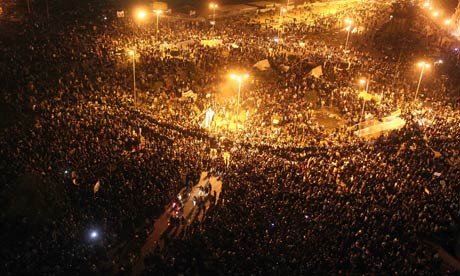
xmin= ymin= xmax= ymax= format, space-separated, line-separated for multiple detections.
xmin=131 ymin=171 xmax=222 ymax=276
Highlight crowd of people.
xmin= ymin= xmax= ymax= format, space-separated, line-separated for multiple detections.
xmin=1 ymin=0 xmax=459 ymax=275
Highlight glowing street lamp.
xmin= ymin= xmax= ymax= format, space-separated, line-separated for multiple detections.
xmin=209 ymin=3 xmax=218 ymax=23
xmin=230 ymin=73 xmax=249 ymax=132
xmin=359 ymin=78 xmax=369 ymax=93
xmin=432 ymin=11 xmax=439 ymax=17
xmin=344 ymin=19 xmax=353 ymax=50
xmin=444 ymin=19 xmax=451 ymax=25
xmin=128 ymin=49 xmax=137 ymax=105
xmin=136 ymin=10 xmax=146 ymax=20
xmin=154 ymin=10 xmax=162 ymax=35
xmin=90 ymin=230 xmax=98 ymax=239
xmin=415 ymin=61 xmax=430 ymax=103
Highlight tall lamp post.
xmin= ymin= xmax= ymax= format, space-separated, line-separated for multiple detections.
xmin=154 ymin=10 xmax=162 ymax=37
xmin=415 ymin=61 xmax=430 ymax=103
xmin=359 ymin=78 xmax=370 ymax=124
xmin=278 ymin=7 xmax=287 ymax=39
xmin=128 ymin=49 xmax=137 ymax=105
xmin=230 ymin=73 xmax=249 ymax=132
xmin=209 ymin=3 xmax=218 ymax=24
xmin=344 ymin=19 xmax=353 ymax=50
xmin=130 ymin=10 xmax=148 ymax=106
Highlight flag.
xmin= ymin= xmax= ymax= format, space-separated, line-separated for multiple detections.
xmin=432 ymin=150 xmax=442 ymax=158
xmin=310 ymin=65 xmax=323 ymax=78
xmin=94 ymin=180 xmax=101 ymax=194
xmin=204 ymin=108 xmax=215 ymax=128
xmin=117 ymin=11 xmax=125 ymax=18
xmin=280 ymin=64 xmax=290 ymax=72
xmin=182 ymin=90 xmax=197 ymax=100
xmin=424 ymin=187 xmax=431 ymax=195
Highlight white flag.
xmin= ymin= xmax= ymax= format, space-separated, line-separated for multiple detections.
xmin=94 ymin=180 xmax=101 ymax=194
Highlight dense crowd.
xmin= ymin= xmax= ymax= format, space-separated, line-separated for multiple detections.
xmin=1 ymin=0 xmax=459 ymax=275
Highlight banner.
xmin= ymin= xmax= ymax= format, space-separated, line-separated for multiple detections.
xmin=182 ymin=90 xmax=197 ymax=100
xmin=358 ymin=91 xmax=381 ymax=102
xmin=200 ymin=39 xmax=222 ymax=47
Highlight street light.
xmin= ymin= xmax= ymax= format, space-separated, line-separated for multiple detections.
xmin=136 ymin=10 xmax=146 ymax=20
xmin=278 ymin=7 xmax=287 ymax=38
xmin=344 ymin=19 xmax=353 ymax=50
xmin=359 ymin=78 xmax=370 ymax=124
xmin=432 ymin=11 xmax=439 ymax=17
xmin=230 ymin=73 xmax=249 ymax=132
xmin=444 ymin=19 xmax=451 ymax=25
xmin=209 ymin=3 xmax=218 ymax=23
xmin=128 ymin=49 xmax=137 ymax=105
xmin=154 ymin=10 xmax=162 ymax=35
xmin=415 ymin=61 xmax=430 ymax=103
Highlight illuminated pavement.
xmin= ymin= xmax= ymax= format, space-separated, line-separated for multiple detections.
xmin=131 ymin=171 xmax=222 ymax=276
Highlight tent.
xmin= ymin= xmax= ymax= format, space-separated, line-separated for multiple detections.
xmin=310 ymin=65 xmax=323 ymax=78
xmin=253 ymin=59 xmax=271 ymax=71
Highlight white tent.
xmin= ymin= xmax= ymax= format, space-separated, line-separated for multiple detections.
xmin=253 ymin=59 xmax=271 ymax=71
xmin=310 ymin=65 xmax=323 ymax=78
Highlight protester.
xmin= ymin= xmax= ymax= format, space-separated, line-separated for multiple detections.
xmin=0 ymin=1 xmax=459 ymax=275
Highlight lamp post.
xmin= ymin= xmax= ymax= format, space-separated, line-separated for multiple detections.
xmin=344 ymin=19 xmax=353 ymax=50
xmin=278 ymin=7 xmax=287 ymax=39
xmin=154 ymin=10 xmax=162 ymax=36
xmin=128 ymin=49 xmax=137 ymax=105
xmin=359 ymin=78 xmax=369 ymax=124
xmin=415 ymin=61 xmax=430 ymax=103
xmin=230 ymin=73 xmax=249 ymax=132
xmin=209 ymin=3 xmax=218 ymax=24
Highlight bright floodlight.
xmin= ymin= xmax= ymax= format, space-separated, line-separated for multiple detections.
xmin=230 ymin=73 xmax=249 ymax=81
xmin=137 ymin=10 xmax=146 ymax=19
xmin=209 ymin=3 xmax=218 ymax=8
xmin=432 ymin=11 xmax=439 ymax=17
xmin=345 ymin=19 xmax=352 ymax=25
xmin=128 ymin=49 xmax=134 ymax=56
xmin=359 ymin=79 xmax=366 ymax=85
xmin=90 ymin=230 xmax=98 ymax=239
xmin=281 ymin=8 xmax=287 ymax=13
xmin=444 ymin=19 xmax=451 ymax=25
xmin=418 ymin=61 xmax=430 ymax=68
xmin=154 ymin=9 xmax=162 ymax=15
